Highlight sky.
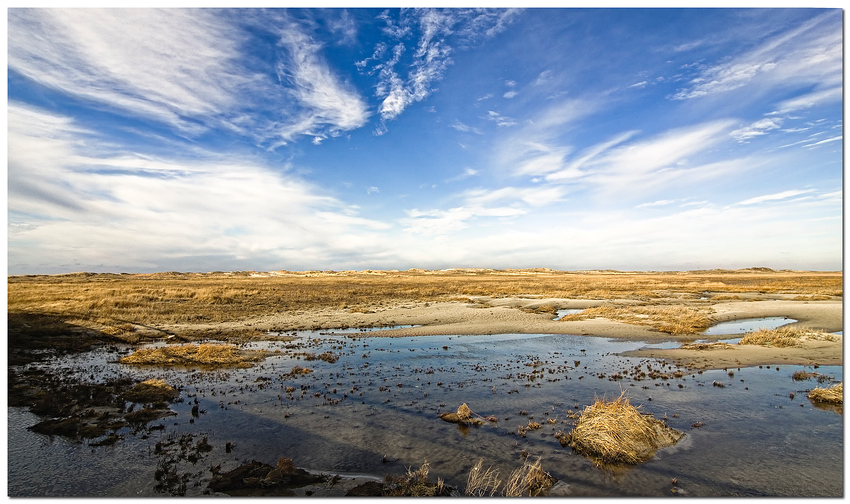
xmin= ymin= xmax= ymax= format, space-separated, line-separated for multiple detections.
xmin=5 ymin=7 xmax=844 ymax=274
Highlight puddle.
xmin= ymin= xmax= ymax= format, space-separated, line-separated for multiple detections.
xmin=702 ymin=317 xmax=796 ymax=336
xmin=8 ymin=331 xmax=842 ymax=497
xmin=553 ymin=309 xmax=585 ymax=320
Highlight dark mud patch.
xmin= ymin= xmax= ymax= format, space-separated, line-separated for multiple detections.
xmin=9 ymin=367 xmax=179 ymax=441
xmin=208 ymin=457 xmax=326 ymax=496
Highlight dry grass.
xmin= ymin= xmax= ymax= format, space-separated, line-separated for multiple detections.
xmin=464 ymin=458 xmax=555 ymax=497
xmin=382 ymin=462 xmax=451 ymax=497
xmin=678 ymin=342 xmax=734 ymax=351
xmin=464 ymin=460 xmax=502 ymax=497
xmin=438 ymin=403 xmax=490 ymax=425
xmin=8 ymin=269 xmax=841 ymax=339
xmin=739 ymin=326 xmax=837 ymax=348
xmin=808 ymin=383 xmax=843 ymax=404
xmin=503 ymin=458 xmax=557 ymax=497
xmin=563 ymin=391 xmax=684 ymax=466
xmin=560 ymin=305 xmax=713 ymax=334
xmin=118 ymin=343 xmax=266 ymax=367
xmin=123 ymin=379 xmax=178 ymax=403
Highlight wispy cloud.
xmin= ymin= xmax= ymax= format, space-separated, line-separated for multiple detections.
xmin=274 ymin=17 xmax=371 ymax=144
xmin=484 ymin=111 xmax=516 ymax=127
xmin=367 ymin=9 xmax=519 ymax=125
xmin=8 ymin=9 xmax=371 ymax=146
xmin=730 ymin=118 xmax=783 ymax=143
xmin=401 ymin=185 xmax=566 ymax=235
xmin=8 ymin=9 xmax=252 ymax=135
xmin=735 ymin=189 xmax=815 ymax=206
xmin=7 ymin=103 xmax=389 ymax=272
xmin=670 ymin=12 xmax=842 ymax=101
xmin=802 ymin=135 xmax=842 ymax=149
xmin=768 ymin=86 xmax=842 ymax=115
xmin=451 ymin=120 xmax=483 ymax=134
xmin=635 ymin=199 xmax=678 ymax=209
xmin=446 ymin=167 xmax=479 ymax=182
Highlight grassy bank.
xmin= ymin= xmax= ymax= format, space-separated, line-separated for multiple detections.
xmin=7 ymin=268 xmax=842 ymax=342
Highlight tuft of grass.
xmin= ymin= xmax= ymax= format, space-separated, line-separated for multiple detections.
xmin=562 ymin=391 xmax=684 ymax=466
xmin=808 ymin=383 xmax=842 ymax=404
xmin=503 ymin=457 xmax=556 ymax=497
xmin=123 ymin=379 xmax=178 ymax=403
xmin=464 ymin=457 xmax=555 ymax=497
xmin=464 ymin=460 xmax=502 ymax=497
xmin=792 ymin=370 xmax=820 ymax=381
xmin=739 ymin=327 xmax=837 ymax=348
xmin=118 ymin=343 xmax=266 ymax=367
xmin=383 ymin=462 xmax=451 ymax=497
xmin=678 ymin=342 xmax=733 ymax=351
xmin=560 ymin=305 xmax=712 ymax=334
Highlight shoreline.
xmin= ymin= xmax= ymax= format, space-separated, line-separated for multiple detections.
xmin=155 ymin=297 xmax=842 ymax=370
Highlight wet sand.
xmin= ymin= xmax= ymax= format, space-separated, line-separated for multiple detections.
xmin=157 ymin=297 xmax=842 ymax=370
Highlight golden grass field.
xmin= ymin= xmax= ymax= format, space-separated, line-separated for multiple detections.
xmin=7 ymin=268 xmax=842 ymax=342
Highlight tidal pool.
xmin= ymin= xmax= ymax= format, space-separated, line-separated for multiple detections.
xmin=7 ymin=331 xmax=842 ymax=497
xmin=702 ymin=317 xmax=796 ymax=336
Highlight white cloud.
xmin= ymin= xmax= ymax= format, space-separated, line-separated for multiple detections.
xmin=545 ymin=130 xmax=638 ymax=182
xmin=274 ymin=20 xmax=371 ymax=143
xmin=769 ymin=86 xmax=842 ymax=114
xmin=802 ymin=135 xmax=842 ymax=148
xmin=629 ymin=81 xmax=648 ymax=88
xmin=373 ymin=9 xmax=518 ymax=124
xmin=7 ymin=8 xmax=251 ymax=134
xmin=446 ymin=167 xmax=479 ymax=182
xmin=7 ymin=9 xmax=371 ymax=145
xmin=635 ymin=199 xmax=678 ymax=209
xmin=451 ymin=120 xmax=483 ymax=135
xmin=671 ymin=12 xmax=842 ymax=101
xmin=730 ymin=118 xmax=783 ymax=143
xmin=735 ymin=189 xmax=815 ymax=206
xmin=7 ymin=103 xmax=390 ymax=273
xmin=503 ymin=90 xmax=519 ymax=99
xmin=485 ymin=111 xmax=517 ymax=127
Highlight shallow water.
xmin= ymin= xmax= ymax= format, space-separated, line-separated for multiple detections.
xmin=7 ymin=331 xmax=842 ymax=497
xmin=702 ymin=317 xmax=796 ymax=336
xmin=553 ymin=308 xmax=584 ymax=320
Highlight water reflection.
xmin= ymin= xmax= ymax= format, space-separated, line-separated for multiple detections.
xmin=702 ymin=317 xmax=795 ymax=335
xmin=7 ymin=330 xmax=842 ymax=497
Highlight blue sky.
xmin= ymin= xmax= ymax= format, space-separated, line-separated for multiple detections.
xmin=5 ymin=8 xmax=843 ymax=274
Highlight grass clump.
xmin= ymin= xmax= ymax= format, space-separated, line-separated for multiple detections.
xmin=438 ymin=403 xmax=495 ymax=425
xmin=561 ymin=391 xmax=684 ymax=466
xmin=678 ymin=342 xmax=733 ymax=351
xmin=123 ymin=379 xmax=178 ymax=403
xmin=739 ymin=327 xmax=836 ymax=348
xmin=118 ymin=343 xmax=266 ymax=367
xmin=559 ymin=305 xmax=712 ymax=334
xmin=382 ymin=462 xmax=451 ymax=497
xmin=464 ymin=460 xmax=502 ymax=497
xmin=808 ymin=383 xmax=842 ymax=404
xmin=464 ymin=458 xmax=556 ymax=497
xmin=503 ymin=457 xmax=556 ymax=497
